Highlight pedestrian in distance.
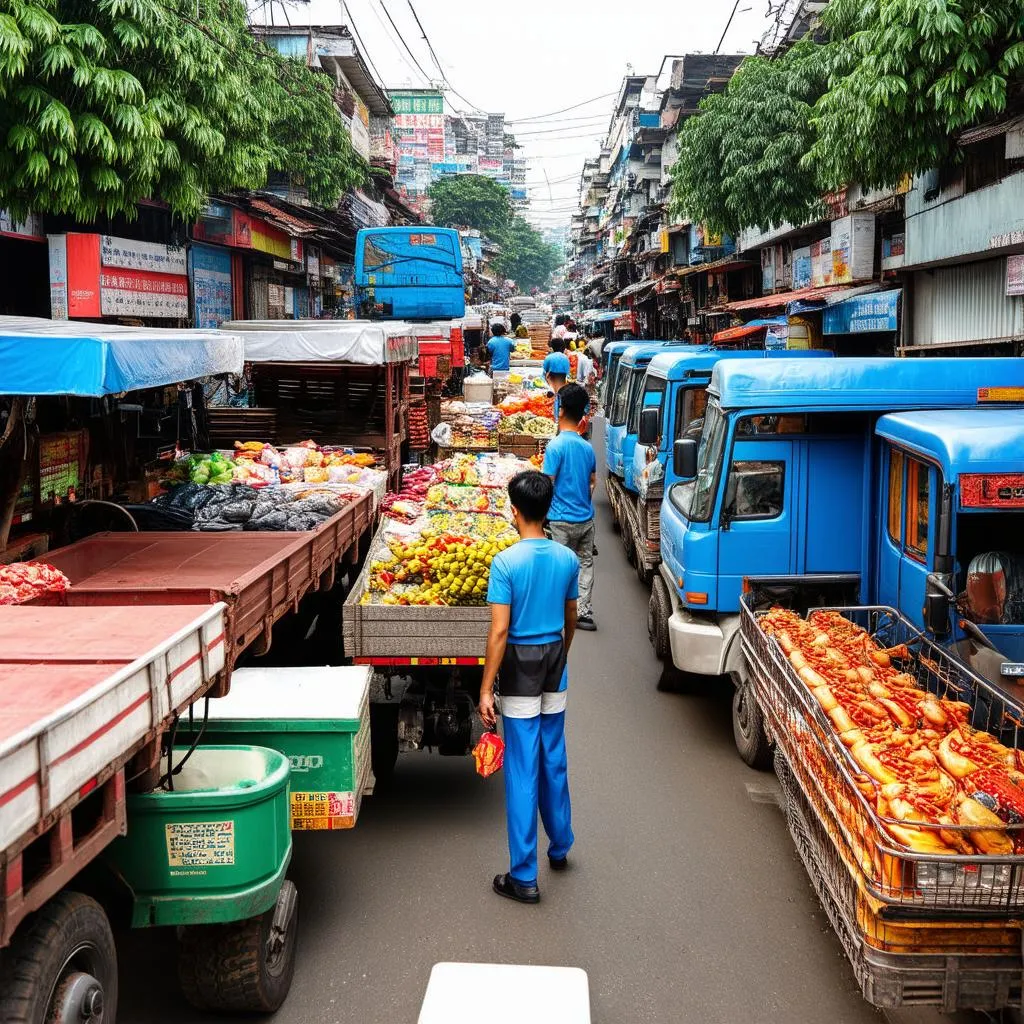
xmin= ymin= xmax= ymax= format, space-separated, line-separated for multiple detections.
xmin=479 ymin=471 xmax=578 ymax=905
xmin=510 ymin=311 xmax=523 ymax=333
xmin=486 ymin=322 xmax=516 ymax=372
xmin=542 ymin=336 xmax=567 ymax=377
xmin=544 ymin=383 xmax=597 ymax=632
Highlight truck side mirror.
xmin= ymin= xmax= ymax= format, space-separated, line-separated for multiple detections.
xmin=674 ymin=438 xmax=698 ymax=480
xmin=924 ymin=573 xmax=953 ymax=637
xmin=638 ymin=407 xmax=659 ymax=446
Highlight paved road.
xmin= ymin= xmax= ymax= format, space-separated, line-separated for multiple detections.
xmin=119 ymin=428 xmax=994 ymax=1024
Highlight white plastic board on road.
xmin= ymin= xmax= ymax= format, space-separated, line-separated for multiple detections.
xmin=418 ymin=962 xmax=590 ymax=1024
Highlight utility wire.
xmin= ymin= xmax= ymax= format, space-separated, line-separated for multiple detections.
xmin=342 ymin=3 xmax=390 ymax=92
xmin=514 ymin=119 xmax=608 ymax=138
xmin=405 ymin=0 xmax=483 ymax=112
xmin=373 ymin=0 xmax=434 ymax=86
xmin=506 ymin=93 xmax=617 ymax=124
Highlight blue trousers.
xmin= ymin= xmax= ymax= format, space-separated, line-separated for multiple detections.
xmin=502 ymin=710 xmax=574 ymax=886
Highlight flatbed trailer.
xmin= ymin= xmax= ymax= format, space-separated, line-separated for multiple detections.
xmin=0 ymin=603 xmax=226 ymax=946
xmin=37 ymin=493 xmax=375 ymax=694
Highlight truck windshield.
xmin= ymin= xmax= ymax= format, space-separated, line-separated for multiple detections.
xmin=608 ymin=363 xmax=633 ymax=425
xmin=669 ymin=401 xmax=727 ymax=523
xmin=623 ymin=366 xmax=648 ymax=432
xmin=630 ymin=377 xmax=666 ymax=434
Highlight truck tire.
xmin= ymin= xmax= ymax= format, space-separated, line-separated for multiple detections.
xmin=732 ymin=679 xmax=773 ymax=771
xmin=636 ymin=554 xmax=654 ymax=587
xmin=370 ymin=702 xmax=400 ymax=783
xmin=648 ymin=576 xmax=672 ymax=662
xmin=178 ymin=879 xmax=298 ymax=1014
xmin=0 ymin=891 xmax=117 ymax=1024
xmin=621 ymin=524 xmax=637 ymax=566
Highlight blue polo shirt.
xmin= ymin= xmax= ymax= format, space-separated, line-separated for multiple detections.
xmin=487 ymin=336 xmax=516 ymax=370
xmin=487 ymin=538 xmax=579 ymax=645
xmin=542 ymin=352 xmax=571 ymax=377
xmin=543 ymin=430 xmax=596 ymax=523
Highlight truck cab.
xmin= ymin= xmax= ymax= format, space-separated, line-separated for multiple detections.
xmin=649 ymin=358 xmax=1024 ymax=768
xmin=606 ymin=343 xmax=698 ymax=526
xmin=875 ymin=408 xmax=1024 ymax=683
xmin=355 ymin=227 xmax=465 ymax=320
xmin=599 ymin=341 xmax=632 ymax=408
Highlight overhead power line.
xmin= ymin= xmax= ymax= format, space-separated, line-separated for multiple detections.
xmin=339 ymin=1 xmax=389 ymax=91
xmin=514 ymin=118 xmax=608 ymax=138
xmin=506 ymin=92 xmax=617 ymax=124
xmin=405 ymin=0 xmax=483 ymax=112
xmin=372 ymin=0 xmax=433 ymax=86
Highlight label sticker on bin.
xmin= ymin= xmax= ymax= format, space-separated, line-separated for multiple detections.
xmin=290 ymin=791 xmax=356 ymax=830
xmin=165 ymin=820 xmax=235 ymax=867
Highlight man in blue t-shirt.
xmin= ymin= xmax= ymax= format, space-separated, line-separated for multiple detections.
xmin=543 ymin=383 xmax=597 ymax=631
xmin=486 ymin=322 xmax=516 ymax=372
xmin=542 ymin=337 xmax=567 ymax=377
xmin=480 ymin=471 xmax=579 ymax=904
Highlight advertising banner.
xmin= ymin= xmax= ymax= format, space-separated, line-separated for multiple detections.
xmin=792 ymin=246 xmax=812 ymax=290
xmin=823 ymin=289 xmax=900 ymax=334
xmin=831 ymin=212 xmax=875 ymax=284
xmin=1007 ymin=254 xmax=1024 ymax=296
xmin=810 ymin=238 xmax=833 ymax=288
xmin=761 ymin=246 xmax=776 ymax=292
xmin=190 ymin=243 xmax=233 ymax=328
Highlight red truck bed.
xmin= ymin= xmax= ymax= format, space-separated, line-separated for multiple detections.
xmin=38 ymin=493 xmax=374 ymax=691
xmin=0 ymin=603 xmax=226 ymax=944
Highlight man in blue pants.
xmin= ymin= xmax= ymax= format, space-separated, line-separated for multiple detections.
xmin=478 ymin=471 xmax=579 ymax=904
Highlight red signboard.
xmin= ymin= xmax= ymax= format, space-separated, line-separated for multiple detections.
xmin=960 ymin=474 xmax=1024 ymax=509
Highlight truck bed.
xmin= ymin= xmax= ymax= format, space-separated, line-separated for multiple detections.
xmin=38 ymin=493 xmax=374 ymax=687
xmin=0 ymin=604 xmax=226 ymax=891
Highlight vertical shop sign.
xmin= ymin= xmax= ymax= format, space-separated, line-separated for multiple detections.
xmin=48 ymin=235 xmax=69 ymax=319
xmin=190 ymin=244 xmax=234 ymax=328
xmin=761 ymin=246 xmax=776 ymax=292
xmin=792 ymin=246 xmax=812 ymax=290
xmin=1007 ymin=254 xmax=1024 ymax=297
xmin=810 ymin=238 xmax=833 ymax=288
xmin=831 ymin=213 xmax=875 ymax=284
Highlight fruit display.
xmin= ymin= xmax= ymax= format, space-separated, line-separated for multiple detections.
xmin=361 ymin=521 xmax=518 ymax=606
xmin=499 ymin=412 xmax=556 ymax=437
xmin=0 ymin=562 xmax=70 ymax=605
xmin=760 ymin=607 xmax=1024 ymax=857
xmin=440 ymin=400 xmax=501 ymax=449
xmin=498 ymin=392 xmax=555 ymax=419
xmin=409 ymin=402 xmax=430 ymax=450
xmin=425 ymin=484 xmax=509 ymax=517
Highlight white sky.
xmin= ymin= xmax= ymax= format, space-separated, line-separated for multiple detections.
xmin=256 ymin=1 xmax=773 ymax=229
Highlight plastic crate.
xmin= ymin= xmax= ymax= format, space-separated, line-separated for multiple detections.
xmin=742 ymin=599 xmax=1024 ymax=914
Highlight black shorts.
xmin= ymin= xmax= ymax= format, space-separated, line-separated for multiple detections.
xmin=499 ymin=639 xmax=566 ymax=698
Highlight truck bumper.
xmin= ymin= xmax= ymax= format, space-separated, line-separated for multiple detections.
xmin=661 ymin=566 xmax=739 ymax=677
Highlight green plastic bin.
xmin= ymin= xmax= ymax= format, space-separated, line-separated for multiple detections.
xmin=105 ymin=744 xmax=291 ymax=927
xmin=183 ymin=666 xmax=373 ymax=831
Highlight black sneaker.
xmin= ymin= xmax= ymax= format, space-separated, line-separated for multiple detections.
xmin=493 ymin=873 xmax=540 ymax=904
xmin=576 ymin=616 xmax=596 ymax=632
xmin=548 ymin=854 xmax=569 ymax=871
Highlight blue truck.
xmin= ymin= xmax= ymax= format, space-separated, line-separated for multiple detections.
xmin=625 ymin=348 xmax=832 ymax=585
xmin=604 ymin=343 xmax=700 ymax=531
xmin=354 ymin=227 xmax=465 ymax=320
xmin=648 ymin=358 xmax=1024 ymax=768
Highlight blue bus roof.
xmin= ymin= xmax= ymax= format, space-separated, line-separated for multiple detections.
xmin=620 ymin=343 xmax=702 ymax=368
xmin=710 ymin=357 xmax=1024 ymax=411
xmin=645 ymin=347 xmax=832 ymax=382
xmin=876 ymin=409 xmax=1024 ymax=478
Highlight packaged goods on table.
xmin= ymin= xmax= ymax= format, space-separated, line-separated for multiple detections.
xmin=425 ymin=484 xmax=510 ymax=517
xmin=440 ymin=400 xmax=502 ymax=449
xmin=0 ymin=562 xmax=70 ymax=605
xmin=499 ymin=412 xmax=556 ymax=438
xmin=759 ymin=608 xmax=1024 ymax=858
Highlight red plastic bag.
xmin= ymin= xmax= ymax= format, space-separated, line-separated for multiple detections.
xmin=472 ymin=731 xmax=505 ymax=778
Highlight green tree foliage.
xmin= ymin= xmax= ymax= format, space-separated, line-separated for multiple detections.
xmin=427 ymin=173 xmax=512 ymax=239
xmin=0 ymin=0 xmax=364 ymax=221
xmin=670 ymin=40 xmax=831 ymax=236
xmin=495 ymin=215 xmax=561 ymax=291
xmin=810 ymin=0 xmax=1024 ymax=190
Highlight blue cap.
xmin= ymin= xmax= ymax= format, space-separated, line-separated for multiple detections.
xmin=545 ymin=353 xmax=571 ymax=376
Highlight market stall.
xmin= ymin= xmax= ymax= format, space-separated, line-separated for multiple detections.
xmin=222 ymin=319 xmax=417 ymax=489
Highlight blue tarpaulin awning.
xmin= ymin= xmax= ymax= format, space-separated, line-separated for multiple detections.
xmin=823 ymin=289 xmax=901 ymax=335
xmin=0 ymin=317 xmax=245 ymax=397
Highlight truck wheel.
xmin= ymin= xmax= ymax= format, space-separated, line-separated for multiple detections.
xmin=0 ymin=891 xmax=117 ymax=1024
xmin=732 ymin=679 xmax=773 ymax=770
xmin=648 ymin=577 xmax=671 ymax=662
xmin=370 ymin=702 xmax=400 ymax=783
xmin=636 ymin=556 xmax=654 ymax=587
xmin=178 ymin=879 xmax=298 ymax=1014
xmin=622 ymin=526 xmax=637 ymax=566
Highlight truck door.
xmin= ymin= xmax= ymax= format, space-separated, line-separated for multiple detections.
xmin=876 ymin=445 xmax=904 ymax=611
xmin=898 ymin=455 xmax=936 ymax=627
xmin=716 ymin=437 xmax=794 ymax=609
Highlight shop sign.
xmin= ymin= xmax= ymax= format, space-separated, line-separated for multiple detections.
xmin=322 ymin=256 xmax=337 ymax=280
xmin=267 ymin=283 xmax=285 ymax=310
xmin=194 ymin=205 xmax=252 ymax=249
xmin=251 ymin=218 xmax=291 ymax=260
xmin=761 ymin=246 xmax=776 ymax=292
xmin=289 ymin=238 xmax=304 ymax=263
xmin=1007 ymin=255 xmax=1024 ymax=296
xmin=48 ymin=232 xmax=188 ymax=319
xmin=307 ymin=247 xmax=320 ymax=278
xmin=830 ymin=212 xmax=875 ymax=284
xmin=0 ymin=209 xmax=44 ymax=241
xmin=101 ymin=235 xmax=186 ymax=275
xmin=810 ymin=238 xmax=833 ymax=288
xmin=390 ymin=91 xmax=444 ymax=115
xmin=823 ymin=289 xmax=900 ymax=335
xmin=774 ymin=241 xmax=792 ymax=291
xmin=792 ymin=246 xmax=812 ymax=290
xmin=189 ymin=243 xmax=233 ymax=328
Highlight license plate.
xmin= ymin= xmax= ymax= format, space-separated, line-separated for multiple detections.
xmin=1000 ymin=662 xmax=1024 ymax=678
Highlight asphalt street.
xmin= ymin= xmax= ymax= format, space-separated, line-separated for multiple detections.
xmin=119 ymin=424 xmax=995 ymax=1024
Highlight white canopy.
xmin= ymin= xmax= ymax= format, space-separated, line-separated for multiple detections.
xmin=221 ymin=319 xmax=416 ymax=365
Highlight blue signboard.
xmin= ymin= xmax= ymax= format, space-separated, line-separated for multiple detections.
xmin=823 ymin=289 xmax=901 ymax=335
xmin=189 ymin=243 xmax=233 ymax=328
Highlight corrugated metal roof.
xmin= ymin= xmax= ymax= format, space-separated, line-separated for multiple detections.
xmin=724 ymin=285 xmax=842 ymax=312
